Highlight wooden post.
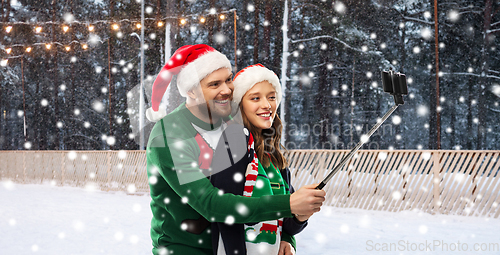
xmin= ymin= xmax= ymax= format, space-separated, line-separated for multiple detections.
xmin=432 ymin=151 xmax=441 ymax=213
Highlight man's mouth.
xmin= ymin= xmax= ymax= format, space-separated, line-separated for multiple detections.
xmin=214 ymin=99 xmax=229 ymax=104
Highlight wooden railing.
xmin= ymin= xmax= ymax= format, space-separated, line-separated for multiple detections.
xmin=1 ymin=150 xmax=499 ymax=218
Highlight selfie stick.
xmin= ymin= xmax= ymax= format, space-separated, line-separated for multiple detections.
xmin=316 ymin=70 xmax=408 ymax=190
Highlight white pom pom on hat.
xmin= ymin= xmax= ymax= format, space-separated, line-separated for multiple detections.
xmin=146 ymin=44 xmax=232 ymax=122
xmin=232 ymin=63 xmax=282 ymax=106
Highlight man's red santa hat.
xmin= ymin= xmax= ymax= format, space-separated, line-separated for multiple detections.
xmin=146 ymin=44 xmax=232 ymax=122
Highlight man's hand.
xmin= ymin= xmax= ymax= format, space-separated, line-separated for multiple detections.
xmin=278 ymin=241 xmax=296 ymax=255
xmin=290 ymin=183 xmax=326 ymax=216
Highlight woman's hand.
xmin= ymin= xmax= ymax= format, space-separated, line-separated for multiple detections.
xmin=278 ymin=241 xmax=296 ymax=255
xmin=289 ymin=183 xmax=326 ymax=216
xmin=294 ymin=213 xmax=313 ymax=222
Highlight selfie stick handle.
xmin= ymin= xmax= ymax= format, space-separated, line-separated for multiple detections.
xmin=316 ymin=104 xmax=399 ymax=190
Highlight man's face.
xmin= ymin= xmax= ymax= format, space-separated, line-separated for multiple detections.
xmin=189 ymin=68 xmax=234 ymax=122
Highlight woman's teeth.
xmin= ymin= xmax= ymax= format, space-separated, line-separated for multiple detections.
xmin=259 ymin=113 xmax=271 ymax=117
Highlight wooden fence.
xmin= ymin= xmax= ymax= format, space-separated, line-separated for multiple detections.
xmin=1 ymin=150 xmax=499 ymax=218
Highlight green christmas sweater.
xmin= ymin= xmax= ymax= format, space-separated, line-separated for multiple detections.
xmin=146 ymin=103 xmax=293 ymax=255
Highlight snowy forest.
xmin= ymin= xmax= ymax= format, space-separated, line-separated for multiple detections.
xmin=0 ymin=0 xmax=499 ymax=151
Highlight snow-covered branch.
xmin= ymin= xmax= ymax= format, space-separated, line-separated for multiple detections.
xmin=402 ymin=16 xmax=434 ymax=25
xmin=290 ymin=35 xmax=383 ymax=56
xmin=441 ymin=72 xmax=500 ymax=80
xmin=487 ymin=28 xmax=500 ymax=34
xmin=290 ymin=35 xmax=336 ymax=44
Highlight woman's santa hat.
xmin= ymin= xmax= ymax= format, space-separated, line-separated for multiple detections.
xmin=232 ymin=63 xmax=282 ymax=106
xmin=146 ymin=44 xmax=232 ymax=122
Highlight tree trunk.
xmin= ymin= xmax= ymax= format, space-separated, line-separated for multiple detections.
xmin=253 ymin=0 xmax=260 ymax=62
xmin=263 ymin=1 xmax=272 ymax=65
xmin=51 ymin=0 xmax=59 ymax=149
xmin=477 ymin=0 xmax=493 ymax=149
xmin=108 ymin=0 xmax=115 ymax=149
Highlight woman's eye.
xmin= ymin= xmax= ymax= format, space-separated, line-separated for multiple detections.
xmin=251 ymin=97 xmax=259 ymax=101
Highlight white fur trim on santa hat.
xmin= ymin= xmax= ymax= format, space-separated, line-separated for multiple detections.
xmin=146 ymin=107 xmax=167 ymax=122
xmin=176 ymin=50 xmax=232 ymax=97
xmin=232 ymin=66 xmax=282 ymax=106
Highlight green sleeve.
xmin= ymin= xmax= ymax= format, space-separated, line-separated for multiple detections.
xmin=147 ymin=133 xmax=293 ymax=224
xmin=281 ymin=232 xmax=297 ymax=252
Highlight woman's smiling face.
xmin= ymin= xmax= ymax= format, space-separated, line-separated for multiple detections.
xmin=240 ymin=81 xmax=277 ymax=132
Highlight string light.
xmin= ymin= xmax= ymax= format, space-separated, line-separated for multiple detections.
xmin=0 ymin=9 xmax=237 ymax=56
xmin=1 ymin=59 xmax=8 ymax=66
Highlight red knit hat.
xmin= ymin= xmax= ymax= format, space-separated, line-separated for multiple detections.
xmin=146 ymin=44 xmax=232 ymax=122
xmin=232 ymin=63 xmax=282 ymax=106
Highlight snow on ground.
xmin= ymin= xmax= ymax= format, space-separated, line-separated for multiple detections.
xmin=1 ymin=181 xmax=499 ymax=255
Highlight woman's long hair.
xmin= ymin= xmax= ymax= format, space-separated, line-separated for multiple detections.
xmin=240 ymin=105 xmax=288 ymax=169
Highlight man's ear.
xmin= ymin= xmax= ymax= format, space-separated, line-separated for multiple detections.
xmin=186 ymin=88 xmax=198 ymax=100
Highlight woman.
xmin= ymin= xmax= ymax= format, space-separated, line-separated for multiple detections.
xmin=210 ymin=64 xmax=314 ymax=255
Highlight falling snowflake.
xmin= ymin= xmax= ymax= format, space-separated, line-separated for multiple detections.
xmin=58 ymin=232 xmax=65 ymax=239
xmin=73 ymin=220 xmax=85 ymax=232
xmin=24 ymin=142 xmax=32 ymax=149
xmin=233 ymin=173 xmax=243 ymax=182
xmin=132 ymin=203 xmax=142 ymax=212
xmin=127 ymin=184 xmax=136 ymax=193
xmin=392 ymin=115 xmax=402 ymax=125
xmin=417 ymin=105 xmax=428 ymax=116
xmin=422 ymin=152 xmax=432 ymax=161
xmin=130 ymin=235 xmax=139 ymax=244
xmin=92 ymin=101 xmax=105 ymax=112
xmin=340 ymin=224 xmax=349 ymax=233
xmin=225 ymin=215 xmax=235 ymax=225
xmin=334 ymin=1 xmax=346 ymax=14
xmin=68 ymin=151 xmax=78 ymax=160
xmin=107 ymin=136 xmax=116 ymax=146
xmin=413 ymin=46 xmax=421 ymax=54
xmin=315 ymin=233 xmax=327 ymax=244
xmin=31 ymin=245 xmax=39 ymax=252
xmin=247 ymin=4 xmax=255 ymax=12
xmin=421 ymin=27 xmax=432 ymax=39
xmin=418 ymin=225 xmax=428 ymax=234
xmin=448 ymin=10 xmax=460 ymax=22
xmin=214 ymin=33 xmax=226 ymax=44
xmin=118 ymin=150 xmax=127 ymax=159
xmin=378 ymin=152 xmax=387 ymax=161
xmin=63 ymin=13 xmax=74 ymax=23
xmin=41 ymin=99 xmax=49 ymax=107
xmin=392 ymin=191 xmax=402 ymax=200
xmin=149 ymin=176 xmax=158 ymax=185
xmin=115 ymin=231 xmax=124 ymax=241
xmin=236 ymin=203 xmax=249 ymax=216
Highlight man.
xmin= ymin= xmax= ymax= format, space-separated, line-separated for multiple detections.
xmin=146 ymin=44 xmax=325 ymax=255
